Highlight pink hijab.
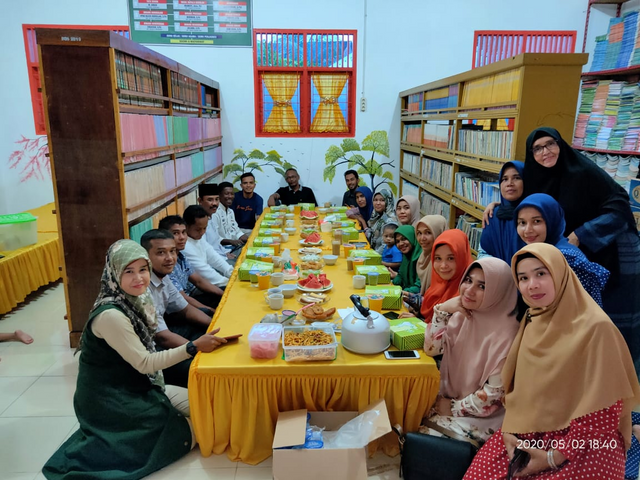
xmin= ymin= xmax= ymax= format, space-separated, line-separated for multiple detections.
xmin=396 ymin=195 xmax=421 ymax=227
xmin=439 ymin=257 xmax=519 ymax=400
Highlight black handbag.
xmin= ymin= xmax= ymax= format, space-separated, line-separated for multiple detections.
xmin=393 ymin=422 xmax=479 ymax=480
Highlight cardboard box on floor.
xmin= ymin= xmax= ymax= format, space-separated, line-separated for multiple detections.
xmin=272 ymin=398 xmax=392 ymax=480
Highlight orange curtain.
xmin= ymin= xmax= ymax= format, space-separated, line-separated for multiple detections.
xmin=262 ymin=73 xmax=301 ymax=133
xmin=310 ymin=73 xmax=349 ymax=133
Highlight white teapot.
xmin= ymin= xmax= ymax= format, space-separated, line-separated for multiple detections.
xmin=341 ymin=295 xmax=390 ymax=354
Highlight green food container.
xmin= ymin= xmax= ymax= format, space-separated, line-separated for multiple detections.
xmin=365 ymin=285 xmax=403 ymax=310
xmin=388 ymin=318 xmax=426 ymax=350
xmin=299 ymin=203 xmax=315 ymax=212
xmin=245 ymin=247 xmax=275 ymax=261
xmin=356 ymin=265 xmax=390 ymax=283
xmin=238 ymin=260 xmax=274 ymax=281
xmin=348 ymin=249 xmax=382 ymax=265
xmin=253 ymin=237 xmax=276 ymax=247
xmin=341 ymin=227 xmax=360 ymax=241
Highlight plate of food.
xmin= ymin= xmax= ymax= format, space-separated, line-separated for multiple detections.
xmin=298 ymin=247 xmax=323 ymax=255
xmin=298 ymin=232 xmax=323 ymax=245
xmin=297 ymin=273 xmax=333 ymax=292
xmin=299 ymin=239 xmax=324 ymax=246
xmin=300 ymin=305 xmax=336 ymax=321
xmin=300 ymin=210 xmax=319 ymax=220
xmin=297 ymin=292 xmax=330 ymax=305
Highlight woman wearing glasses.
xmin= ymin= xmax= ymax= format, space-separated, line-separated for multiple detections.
xmin=522 ymin=127 xmax=640 ymax=381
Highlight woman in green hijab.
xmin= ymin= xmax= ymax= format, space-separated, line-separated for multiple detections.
xmin=43 ymin=239 xmax=224 ymax=480
xmin=389 ymin=225 xmax=423 ymax=294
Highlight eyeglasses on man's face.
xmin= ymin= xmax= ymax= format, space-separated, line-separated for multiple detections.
xmin=531 ymin=139 xmax=559 ymax=156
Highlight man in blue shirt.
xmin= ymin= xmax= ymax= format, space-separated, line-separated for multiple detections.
xmin=232 ymin=172 xmax=264 ymax=233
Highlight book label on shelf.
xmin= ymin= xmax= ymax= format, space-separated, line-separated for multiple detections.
xmin=458 ymin=113 xmax=468 ymax=118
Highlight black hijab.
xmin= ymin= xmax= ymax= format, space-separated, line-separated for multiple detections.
xmin=523 ymin=127 xmax=635 ymax=278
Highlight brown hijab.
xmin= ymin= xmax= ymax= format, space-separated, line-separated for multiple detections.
xmin=396 ymin=195 xmax=421 ymax=227
xmin=415 ymin=215 xmax=448 ymax=294
xmin=503 ymin=243 xmax=640 ymax=447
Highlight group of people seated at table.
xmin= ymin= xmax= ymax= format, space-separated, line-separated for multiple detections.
xmin=41 ymin=128 xmax=640 ymax=480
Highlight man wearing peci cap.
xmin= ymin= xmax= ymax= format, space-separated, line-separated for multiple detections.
xmin=197 ymin=183 xmax=237 ymax=263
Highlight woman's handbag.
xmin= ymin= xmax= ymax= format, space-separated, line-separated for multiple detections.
xmin=393 ymin=421 xmax=479 ymax=480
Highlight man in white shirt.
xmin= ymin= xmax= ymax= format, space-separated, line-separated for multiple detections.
xmin=141 ymin=229 xmax=223 ymax=387
xmin=197 ymin=183 xmax=236 ymax=261
xmin=212 ymin=181 xmax=248 ymax=255
xmin=182 ymin=205 xmax=234 ymax=288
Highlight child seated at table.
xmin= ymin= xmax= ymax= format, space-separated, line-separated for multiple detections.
xmin=381 ymin=223 xmax=402 ymax=271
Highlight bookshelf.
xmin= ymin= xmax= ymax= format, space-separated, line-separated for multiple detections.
xmin=573 ymin=9 xmax=640 ymax=190
xmin=399 ymin=53 xmax=588 ymax=252
xmin=37 ymin=29 xmax=223 ymax=346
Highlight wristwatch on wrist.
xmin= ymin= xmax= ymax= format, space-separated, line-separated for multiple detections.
xmin=186 ymin=341 xmax=198 ymax=357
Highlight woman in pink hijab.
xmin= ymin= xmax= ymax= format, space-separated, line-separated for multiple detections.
xmin=395 ymin=195 xmax=421 ymax=227
xmin=421 ymin=257 xmax=519 ymax=444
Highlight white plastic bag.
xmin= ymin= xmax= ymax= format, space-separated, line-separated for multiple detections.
xmin=322 ymin=409 xmax=380 ymax=449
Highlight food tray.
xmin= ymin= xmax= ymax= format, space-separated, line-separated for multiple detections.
xmin=283 ymin=325 xmax=337 ymax=362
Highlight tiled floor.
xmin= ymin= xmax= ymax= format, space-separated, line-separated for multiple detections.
xmin=0 ymin=282 xmax=401 ymax=480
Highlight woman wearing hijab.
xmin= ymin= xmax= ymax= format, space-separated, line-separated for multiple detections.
xmin=347 ymin=186 xmax=374 ymax=231
xmin=389 ymin=225 xmax=423 ymax=293
xmin=422 ymin=257 xmax=519 ymax=444
xmin=43 ymin=240 xmax=225 ymax=480
xmin=515 ymin=193 xmax=609 ymax=307
xmin=464 ymin=243 xmax=640 ymax=480
xmin=415 ymin=215 xmax=448 ymax=295
xmin=366 ymin=188 xmax=398 ymax=253
xmin=396 ymin=195 xmax=421 ymax=226
xmin=479 ymin=161 xmax=525 ymax=263
xmin=402 ymin=229 xmax=473 ymax=321
xmin=524 ymin=127 xmax=640 ymax=375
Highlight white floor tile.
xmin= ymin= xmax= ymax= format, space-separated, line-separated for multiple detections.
xmin=42 ymin=349 xmax=79 ymax=376
xmin=2 ymin=375 xmax=76 ymax=417
xmin=237 ymin=456 xmax=272 ymax=468
xmin=0 ymin=416 xmax=77 ymax=474
xmin=166 ymin=448 xmax=239 ymax=469
xmin=0 ymin=344 xmax=71 ymax=377
xmin=234 ymin=467 xmax=273 ymax=480
xmin=0 ymin=376 xmax=38 ymax=415
xmin=146 ymin=467 xmax=238 ymax=479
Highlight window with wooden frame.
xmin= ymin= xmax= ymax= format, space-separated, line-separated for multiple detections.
xmin=23 ymin=24 xmax=130 ymax=135
xmin=253 ymin=29 xmax=356 ymax=137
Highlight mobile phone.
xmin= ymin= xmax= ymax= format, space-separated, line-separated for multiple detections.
xmin=507 ymin=448 xmax=531 ymax=480
xmin=223 ymin=334 xmax=243 ymax=341
xmin=384 ymin=350 xmax=420 ymax=360
xmin=383 ymin=312 xmax=400 ymax=320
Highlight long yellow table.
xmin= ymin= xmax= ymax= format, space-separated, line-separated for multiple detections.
xmin=189 ymin=209 xmax=440 ymax=464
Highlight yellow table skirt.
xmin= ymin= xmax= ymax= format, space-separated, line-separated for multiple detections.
xmin=188 ymin=209 xmax=440 ymax=464
xmin=0 ymin=232 xmax=61 ymax=315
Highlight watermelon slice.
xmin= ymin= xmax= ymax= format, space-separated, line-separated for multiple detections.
xmin=298 ymin=273 xmax=328 ymax=290
xmin=318 ymin=273 xmax=331 ymax=287
xmin=305 ymin=232 xmax=322 ymax=243
xmin=300 ymin=210 xmax=319 ymax=219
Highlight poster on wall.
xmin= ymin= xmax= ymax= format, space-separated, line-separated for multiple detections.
xmin=127 ymin=0 xmax=252 ymax=46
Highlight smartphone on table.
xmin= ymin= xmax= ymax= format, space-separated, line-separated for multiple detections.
xmin=383 ymin=311 xmax=400 ymax=320
xmin=223 ymin=334 xmax=243 ymax=342
xmin=384 ymin=350 xmax=420 ymax=360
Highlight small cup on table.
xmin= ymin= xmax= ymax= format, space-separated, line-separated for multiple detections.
xmin=367 ymin=272 xmax=380 ymax=286
xmin=353 ymin=275 xmax=366 ymax=289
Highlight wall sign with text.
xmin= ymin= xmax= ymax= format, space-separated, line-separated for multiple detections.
xmin=128 ymin=0 xmax=252 ymax=46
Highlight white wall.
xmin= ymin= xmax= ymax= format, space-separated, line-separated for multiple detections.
xmin=2 ymin=0 xmax=591 ymax=214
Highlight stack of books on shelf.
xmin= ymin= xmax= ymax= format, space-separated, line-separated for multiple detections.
xmin=573 ymin=79 xmax=640 ymax=152
xmin=422 ymin=124 xmax=454 ymax=149
xmin=171 ymin=72 xmax=200 ymax=112
xmin=401 ymin=179 xmax=420 ymax=199
xmin=460 ymin=69 xmax=519 ymax=107
xmin=124 ymin=160 xmax=177 ymax=215
xmin=588 ymin=11 xmax=640 ymax=70
xmin=455 ymin=171 xmax=500 ymax=207
xmin=204 ymin=146 xmax=223 ymax=172
xmin=406 ymin=93 xmax=422 ymax=113
xmin=457 ymin=126 xmax=513 ymax=159
xmin=403 ymin=153 xmax=421 ymax=176
xmin=115 ymin=52 xmax=164 ymax=107
xmin=456 ymin=215 xmax=482 ymax=252
xmin=424 ymin=85 xmax=458 ymax=110
xmin=582 ymin=151 xmax=640 ymax=190
xmin=402 ymin=124 xmax=422 ymax=144
xmin=420 ymin=191 xmax=450 ymax=221
xmin=422 ymin=157 xmax=452 ymax=190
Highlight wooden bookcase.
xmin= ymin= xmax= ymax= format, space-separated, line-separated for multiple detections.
xmin=398 ymin=52 xmax=588 ymax=255
xmin=37 ymin=29 xmax=223 ymax=346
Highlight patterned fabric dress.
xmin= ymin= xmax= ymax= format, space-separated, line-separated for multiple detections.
xmin=464 ymin=401 xmax=626 ymax=480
